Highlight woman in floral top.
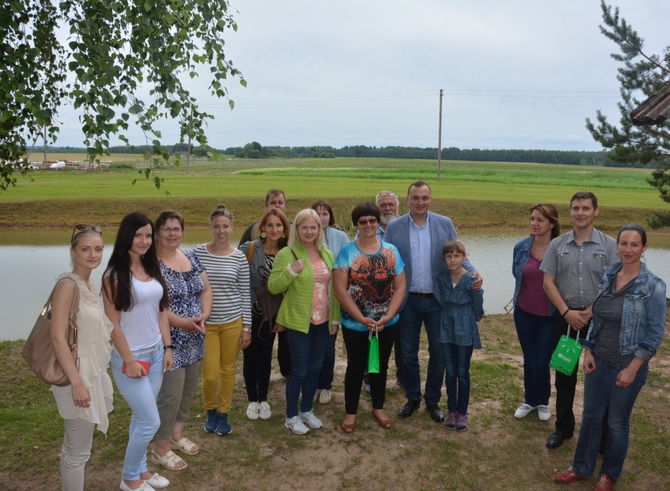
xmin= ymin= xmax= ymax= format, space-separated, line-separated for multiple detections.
xmin=151 ymin=210 xmax=212 ymax=471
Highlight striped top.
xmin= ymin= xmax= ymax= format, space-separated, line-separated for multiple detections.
xmin=193 ymin=244 xmax=252 ymax=325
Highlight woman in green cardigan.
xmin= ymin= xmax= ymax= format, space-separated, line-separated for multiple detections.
xmin=268 ymin=208 xmax=340 ymax=435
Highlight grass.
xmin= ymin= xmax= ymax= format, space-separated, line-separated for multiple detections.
xmin=2 ymin=315 xmax=669 ymax=491
xmin=1 ymin=157 xmax=669 ymax=230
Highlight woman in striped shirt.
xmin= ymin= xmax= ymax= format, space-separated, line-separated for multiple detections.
xmin=194 ymin=205 xmax=251 ymax=436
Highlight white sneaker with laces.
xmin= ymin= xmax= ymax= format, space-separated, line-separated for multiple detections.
xmin=259 ymin=401 xmax=272 ymax=420
xmin=143 ymin=473 xmax=170 ymax=489
xmin=246 ymin=401 xmax=260 ymax=420
xmin=537 ymin=405 xmax=551 ymax=421
xmin=514 ymin=403 xmax=536 ymax=419
xmin=319 ymin=389 xmax=332 ymax=404
xmin=285 ymin=416 xmax=310 ymax=434
xmin=300 ymin=410 xmax=323 ymax=429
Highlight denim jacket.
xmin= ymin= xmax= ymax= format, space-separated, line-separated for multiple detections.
xmin=583 ymin=262 xmax=666 ymax=361
xmin=436 ymin=271 xmax=484 ymax=348
xmin=512 ymin=235 xmax=554 ymax=315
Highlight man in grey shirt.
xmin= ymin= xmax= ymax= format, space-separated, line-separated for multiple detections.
xmin=540 ymin=191 xmax=618 ymax=449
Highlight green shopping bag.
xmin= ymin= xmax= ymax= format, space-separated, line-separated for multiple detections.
xmin=368 ymin=329 xmax=380 ymax=374
xmin=549 ymin=325 xmax=582 ymax=376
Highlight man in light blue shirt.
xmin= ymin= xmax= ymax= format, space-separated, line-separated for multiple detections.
xmin=385 ymin=181 xmax=482 ymax=423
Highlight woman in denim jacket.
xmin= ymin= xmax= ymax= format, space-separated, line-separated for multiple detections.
xmin=511 ymin=204 xmax=560 ymax=421
xmin=555 ymin=224 xmax=666 ymax=490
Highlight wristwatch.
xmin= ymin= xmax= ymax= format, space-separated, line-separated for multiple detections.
xmin=164 ymin=344 xmax=175 ymax=351
xmin=243 ymin=327 xmax=252 ymax=333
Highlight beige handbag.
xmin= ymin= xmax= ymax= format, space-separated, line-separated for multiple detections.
xmin=22 ymin=277 xmax=80 ymax=386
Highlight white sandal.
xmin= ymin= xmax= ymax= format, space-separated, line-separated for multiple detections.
xmin=170 ymin=436 xmax=199 ymax=455
xmin=150 ymin=450 xmax=188 ymax=471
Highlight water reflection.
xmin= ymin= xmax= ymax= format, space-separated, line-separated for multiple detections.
xmin=2 ymin=229 xmax=669 ymax=341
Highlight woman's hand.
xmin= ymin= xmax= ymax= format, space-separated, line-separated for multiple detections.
xmin=329 ymin=322 xmax=339 ymax=335
xmin=163 ymin=350 xmax=174 ymax=372
xmin=272 ymin=324 xmax=286 ymax=333
xmin=240 ymin=329 xmax=252 ymax=349
xmin=71 ymin=381 xmax=91 ymax=408
xmin=290 ymin=259 xmax=305 ymax=274
xmin=361 ymin=317 xmax=382 ymax=332
xmin=377 ymin=314 xmax=394 ymax=331
xmin=616 ymin=357 xmax=645 ymax=387
xmin=125 ymin=359 xmax=148 ymax=378
xmin=583 ymin=349 xmax=596 ymax=374
xmin=176 ymin=316 xmax=205 ymax=333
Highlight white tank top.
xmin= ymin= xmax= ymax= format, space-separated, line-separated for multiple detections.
xmin=118 ymin=276 xmax=163 ymax=351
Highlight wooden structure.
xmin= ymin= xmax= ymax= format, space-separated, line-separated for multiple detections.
xmin=630 ymin=82 xmax=670 ymax=125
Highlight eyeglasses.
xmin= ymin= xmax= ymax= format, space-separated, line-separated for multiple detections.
xmin=71 ymin=224 xmax=103 ymax=241
xmin=160 ymin=227 xmax=183 ymax=235
xmin=357 ymin=218 xmax=378 ymax=226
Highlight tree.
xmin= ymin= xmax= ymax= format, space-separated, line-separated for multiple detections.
xmin=1 ymin=0 xmax=246 ymax=191
xmin=586 ymin=1 xmax=670 ymax=202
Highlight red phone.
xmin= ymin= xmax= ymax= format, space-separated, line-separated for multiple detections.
xmin=122 ymin=360 xmax=150 ymax=376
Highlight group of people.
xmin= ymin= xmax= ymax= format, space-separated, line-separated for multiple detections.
xmin=511 ymin=191 xmax=666 ymax=490
xmin=45 ymin=184 xmax=664 ymax=491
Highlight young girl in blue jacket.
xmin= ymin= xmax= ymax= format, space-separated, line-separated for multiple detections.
xmin=436 ymin=240 xmax=484 ymax=432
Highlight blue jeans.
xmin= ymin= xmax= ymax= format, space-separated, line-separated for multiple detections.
xmin=317 ymin=331 xmax=337 ymax=390
xmin=572 ymin=355 xmax=648 ymax=482
xmin=513 ymin=306 xmax=554 ymax=407
xmin=285 ymin=323 xmax=329 ymax=418
xmin=399 ymin=293 xmax=444 ymax=405
xmin=443 ymin=343 xmax=473 ymax=414
xmin=111 ymin=344 xmax=164 ymax=481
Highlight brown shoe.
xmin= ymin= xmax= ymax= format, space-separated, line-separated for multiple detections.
xmin=372 ymin=410 xmax=392 ymax=429
xmin=594 ymin=475 xmax=615 ymax=490
xmin=554 ymin=467 xmax=589 ymax=484
xmin=341 ymin=417 xmax=356 ymax=433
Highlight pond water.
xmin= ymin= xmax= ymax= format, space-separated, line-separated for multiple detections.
xmin=2 ymin=228 xmax=669 ymax=341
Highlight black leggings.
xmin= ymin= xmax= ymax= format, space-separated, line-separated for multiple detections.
xmin=243 ymin=315 xmax=276 ymax=402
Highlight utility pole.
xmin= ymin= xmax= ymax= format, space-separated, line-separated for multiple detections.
xmin=43 ymin=125 xmax=47 ymax=169
xmin=437 ymin=89 xmax=443 ymax=181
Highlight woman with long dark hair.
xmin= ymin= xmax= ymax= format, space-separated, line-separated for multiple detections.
xmin=103 ymin=212 xmax=173 ymax=491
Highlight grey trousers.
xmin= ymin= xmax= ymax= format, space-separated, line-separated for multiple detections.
xmin=155 ymin=360 xmax=202 ymax=441
xmin=61 ymin=417 xmax=95 ymax=491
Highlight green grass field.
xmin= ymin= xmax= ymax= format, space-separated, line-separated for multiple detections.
xmin=1 ymin=156 xmax=669 ymax=229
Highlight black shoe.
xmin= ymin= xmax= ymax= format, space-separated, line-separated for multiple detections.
xmin=546 ymin=431 xmax=572 ymax=449
xmin=396 ymin=375 xmax=404 ymax=388
xmin=398 ymin=398 xmax=421 ymax=418
xmin=426 ymin=403 xmax=445 ymax=423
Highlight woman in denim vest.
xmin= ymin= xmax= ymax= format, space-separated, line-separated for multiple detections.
xmin=511 ymin=204 xmax=560 ymax=421
xmin=555 ymin=223 xmax=666 ymax=490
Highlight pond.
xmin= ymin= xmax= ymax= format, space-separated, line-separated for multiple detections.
xmin=2 ymin=228 xmax=670 ymax=341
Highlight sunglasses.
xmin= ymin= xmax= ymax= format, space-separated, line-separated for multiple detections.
xmin=357 ymin=218 xmax=378 ymax=226
xmin=71 ymin=224 xmax=103 ymax=241
xmin=211 ymin=209 xmax=232 ymax=219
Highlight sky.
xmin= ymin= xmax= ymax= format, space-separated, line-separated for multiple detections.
xmin=54 ymin=0 xmax=670 ymax=152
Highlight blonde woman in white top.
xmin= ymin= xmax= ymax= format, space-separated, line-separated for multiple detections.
xmin=50 ymin=224 xmax=113 ymax=491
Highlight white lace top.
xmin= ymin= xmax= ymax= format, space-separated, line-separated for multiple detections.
xmin=50 ymin=273 xmax=114 ymax=434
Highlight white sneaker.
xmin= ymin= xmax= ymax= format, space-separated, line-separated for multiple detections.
xmin=514 ymin=403 xmax=536 ymax=419
xmin=285 ymin=416 xmax=310 ymax=435
xmin=319 ymin=389 xmax=332 ymax=404
xmin=259 ymin=401 xmax=272 ymax=420
xmin=537 ymin=405 xmax=551 ymax=421
xmin=121 ymin=480 xmax=155 ymax=491
xmin=143 ymin=473 xmax=170 ymax=489
xmin=313 ymin=389 xmax=321 ymax=403
xmin=299 ymin=410 xmax=323 ymax=429
xmin=246 ymin=401 xmax=260 ymax=420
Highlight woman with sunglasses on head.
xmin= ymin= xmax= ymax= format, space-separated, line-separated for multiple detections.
xmin=150 ymin=210 xmax=212 ymax=471
xmin=239 ymin=208 xmax=290 ymax=421
xmin=555 ymin=224 xmax=666 ymax=490
xmin=103 ymin=213 xmax=173 ymax=491
xmin=194 ymin=205 xmax=252 ymax=436
xmin=333 ymin=203 xmax=406 ymax=433
xmin=511 ymin=204 xmax=560 ymax=422
xmin=50 ymin=224 xmax=113 ymax=491
xmin=268 ymin=208 xmax=340 ymax=435
xmin=311 ymin=199 xmax=349 ymax=405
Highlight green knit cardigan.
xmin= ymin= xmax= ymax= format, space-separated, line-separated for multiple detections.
xmin=268 ymin=242 xmax=340 ymax=334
